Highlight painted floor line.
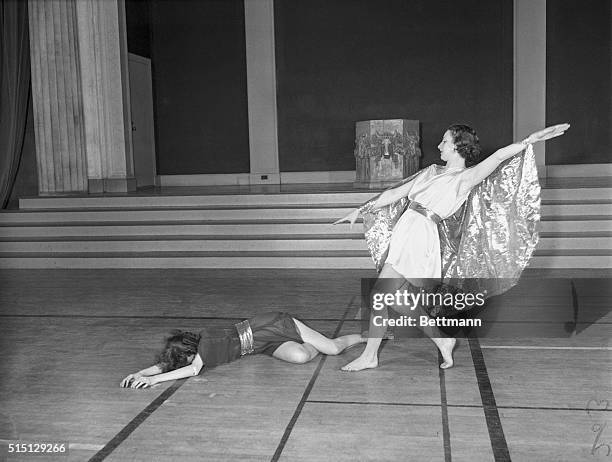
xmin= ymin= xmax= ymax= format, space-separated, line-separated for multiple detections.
xmin=480 ymin=345 xmax=611 ymax=350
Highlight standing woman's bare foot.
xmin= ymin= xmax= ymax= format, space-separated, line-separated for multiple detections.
xmin=341 ymin=353 xmax=378 ymax=372
xmin=433 ymin=337 xmax=457 ymax=369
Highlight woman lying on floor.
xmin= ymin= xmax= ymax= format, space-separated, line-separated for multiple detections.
xmin=120 ymin=311 xmax=365 ymax=388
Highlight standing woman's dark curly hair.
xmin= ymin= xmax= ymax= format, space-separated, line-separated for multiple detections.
xmin=156 ymin=330 xmax=201 ymax=372
xmin=447 ymin=124 xmax=482 ymax=167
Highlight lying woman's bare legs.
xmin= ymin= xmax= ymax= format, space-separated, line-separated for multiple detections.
xmin=273 ymin=341 xmax=320 ymax=363
xmin=293 ymin=319 xmax=366 ymax=355
xmin=272 ymin=319 xmax=366 ymax=364
xmin=342 ymin=264 xmax=457 ymax=371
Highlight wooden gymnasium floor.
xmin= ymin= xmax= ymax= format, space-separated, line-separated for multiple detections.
xmin=0 ymin=268 xmax=610 ymax=462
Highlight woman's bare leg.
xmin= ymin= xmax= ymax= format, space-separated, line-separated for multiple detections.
xmin=413 ymin=302 xmax=456 ymax=369
xmin=341 ymin=264 xmax=457 ymax=371
xmin=341 ymin=264 xmax=403 ymax=371
xmin=270 ymin=320 xmax=366 ymax=364
xmin=397 ymin=278 xmax=456 ymax=369
xmin=292 ymin=319 xmax=366 ymax=355
xmin=272 ymin=341 xmax=320 ymax=363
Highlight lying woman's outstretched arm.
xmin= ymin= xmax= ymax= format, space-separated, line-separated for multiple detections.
xmin=120 ymin=354 xmax=204 ymax=388
xmin=119 ymin=364 xmax=162 ymax=387
xmin=459 ymin=124 xmax=569 ymax=193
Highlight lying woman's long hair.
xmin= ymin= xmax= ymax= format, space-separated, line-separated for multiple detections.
xmin=156 ymin=330 xmax=201 ymax=372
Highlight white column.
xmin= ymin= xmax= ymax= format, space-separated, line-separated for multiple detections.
xmin=28 ymin=0 xmax=135 ymax=195
xmin=244 ymin=0 xmax=280 ymax=184
xmin=75 ymin=0 xmax=135 ymax=193
xmin=28 ymin=0 xmax=88 ymax=194
xmin=514 ymin=0 xmax=547 ymax=178
xmin=28 ymin=0 xmax=135 ymax=194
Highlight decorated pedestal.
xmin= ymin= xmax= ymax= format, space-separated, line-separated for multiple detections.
xmin=354 ymin=119 xmax=421 ymax=189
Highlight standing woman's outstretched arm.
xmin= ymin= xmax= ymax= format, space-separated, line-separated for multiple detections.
xmin=458 ymin=123 xmax=570 ymax=194
xmin=332 ymin=171 xmax=423 ymax=226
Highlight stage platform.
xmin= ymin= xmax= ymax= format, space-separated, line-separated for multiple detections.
xmin=1 ymin=179 xmax=611 ymax=269
xmin=11 ymin=175 xmax=612 ymax=198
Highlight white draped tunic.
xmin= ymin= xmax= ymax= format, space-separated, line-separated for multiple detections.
xmin=385 ymin=165 xmax=470 ymax=278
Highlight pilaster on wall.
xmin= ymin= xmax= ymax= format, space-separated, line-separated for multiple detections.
xmin=514 ymin=0 xmax=547 ymax=177
xmin=244 ymin=0 xmax=280 ymax=185
xmin=27 ymin=0 xmax=135 ymax=195
xmin=28 ymin=0 xmax=88 ymax=194
xmin=75 ymin=0 xmax=135 ymax=193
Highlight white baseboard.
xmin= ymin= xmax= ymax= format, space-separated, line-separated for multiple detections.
xmin=157 ymin=171 xmax=356 ymax=186
xmin=280 ymin=171 xmax=355 ymax=183
xmin=249 ymin=173 xmax=281 ymax=185
xmin=150 ymin=163 xmax=612 ymax=187
xmin=547 ymin=163 xmax=612 ymax=178
xmin=158 ymin=174 xmax=251 ymax=186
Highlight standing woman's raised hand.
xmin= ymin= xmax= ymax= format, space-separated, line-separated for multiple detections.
xmin=523 ymin=123 xmax=570 ymax=145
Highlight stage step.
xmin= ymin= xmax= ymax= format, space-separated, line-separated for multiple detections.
xmin=17 ymin=186 xmax=612 ymax=209
xmin=0 ymin=234 xmax=609 ymax=253
xmin=1 ymin=202 xmax=610 ymax=223
xmin=0 ymin=238 xmax=368 ymax=252
xmin=2 ymin=185 xmax=610 ymax=269
xmin=18 ymin=193 xmax=376 ymax=209
xmin=1 ymin=219 xmax=611 ymax=239
xmin=0 ymin=253 xmax=609 ymax=269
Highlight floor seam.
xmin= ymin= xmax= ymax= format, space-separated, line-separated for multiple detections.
xmin=270 ymin=298 xmax=353 ymax=462
xmin=439 ymin=352 xmax=452 ymax=462
xmin=88 ymin=380 xmax=186 ymax=462
xmin=469 ymin=336 xmax=511 ymax=462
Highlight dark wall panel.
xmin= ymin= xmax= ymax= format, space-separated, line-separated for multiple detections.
xmin=275 ymin=0 xmax=513 ymax=172
xmin=8 ymin=94 xmax=38 ymax=208
xmin=546 ymin=0 xmax=611 ymax=165
xmin=126 ymin=0 xmax=151 ymax=58
xmin=151 ymin=0 xmax=250 ymax=175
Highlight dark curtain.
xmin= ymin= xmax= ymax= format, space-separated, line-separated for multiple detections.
xmin=0 ymin=0 xmax=31 ymax=208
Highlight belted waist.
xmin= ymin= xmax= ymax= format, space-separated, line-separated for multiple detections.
xmin=235 ymin=320 xmax=254 ymax=356
xmin=407 ymin=201 xmax=442 ymax=224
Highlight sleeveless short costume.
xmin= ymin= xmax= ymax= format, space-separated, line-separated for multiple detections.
xmin=197 ymin=312 xmax=303 ymax=369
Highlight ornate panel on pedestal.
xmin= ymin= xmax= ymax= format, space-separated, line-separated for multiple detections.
xmin=354 ymin=119 xmax=421 ymax=189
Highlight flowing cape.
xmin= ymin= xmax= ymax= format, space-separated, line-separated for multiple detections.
xmin=360 ymin=145 xmax=540 ymax=312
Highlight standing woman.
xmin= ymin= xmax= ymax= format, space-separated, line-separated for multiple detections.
xmin=335 ymin=123 xmax=569 ymax=371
